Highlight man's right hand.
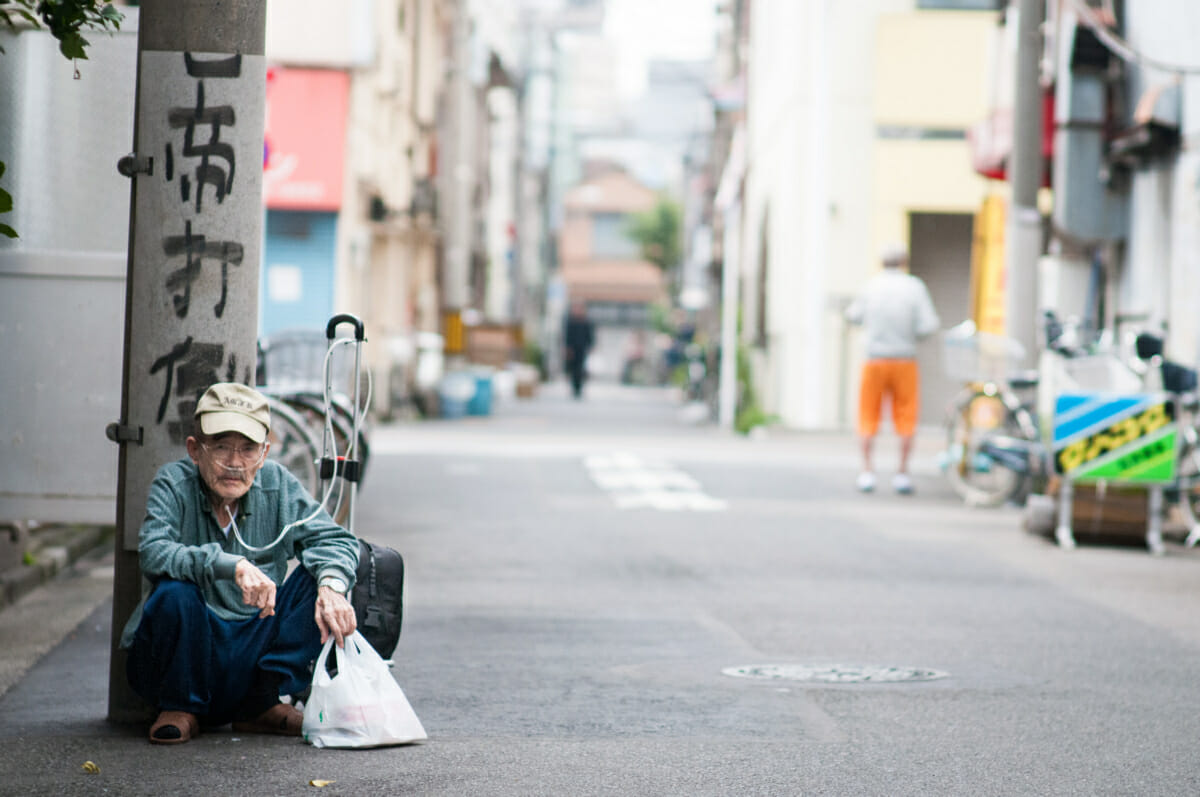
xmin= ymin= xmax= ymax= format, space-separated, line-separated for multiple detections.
xmin=234 ymin=559 xmax=276 ymax=618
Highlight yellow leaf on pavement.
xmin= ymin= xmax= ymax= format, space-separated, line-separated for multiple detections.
xmin=82 ymin=761 xmax=100 ymax=774
xmin=309 ymin=780 xmax=335 ymax=788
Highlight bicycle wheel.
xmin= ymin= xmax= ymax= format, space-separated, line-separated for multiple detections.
xmin=943 ymin=387 xmax=1036 ymax=507
xmin=265 ymin=396 xmax=322 ymax=499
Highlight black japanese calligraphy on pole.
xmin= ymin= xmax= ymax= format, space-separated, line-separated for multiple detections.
xmin=149 ymin=336 xmax=193 ymax=425
xmin=162 ymin=220 xmax=245 ymax=318
xmin=165 ymin=53 xmax=242 ymax=215
xmin=166 ymin=80 xmax=236 ymax=213
xmin=127 ymin=48 xmax=263 ymax=466
xmin=149 ymin=335 xmax=250 ymax=443
xmin=184 ymin=52 xmax=242 ymax=79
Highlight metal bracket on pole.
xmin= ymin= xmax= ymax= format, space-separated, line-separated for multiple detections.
xmin=105 ymin=422 xmax=143 ymax=445
xmin=116 ymin=153 xmax=153 ymax=178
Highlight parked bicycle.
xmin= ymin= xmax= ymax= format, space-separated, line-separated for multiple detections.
xmin=940 ymin=313 xmax=1200 ymax=543
xmin=257 ymin=328 xmax=374 ymax=526
xmin=1128 ymin=331 xmax=1200 ymax=546
xmin=938 ymin=312 xmax=1092 ymax=507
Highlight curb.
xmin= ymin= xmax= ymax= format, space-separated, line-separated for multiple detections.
xmin=0 ymin=523 xmax=114 ymax=611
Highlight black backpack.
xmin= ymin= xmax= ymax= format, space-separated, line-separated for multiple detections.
xmin=350 ymin=539 xmax=405 ymax=659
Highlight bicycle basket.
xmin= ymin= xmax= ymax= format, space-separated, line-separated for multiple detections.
xmin=941 ymin=326 xmax=1025 ymax=383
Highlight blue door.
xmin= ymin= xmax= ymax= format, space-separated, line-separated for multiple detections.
xmin=259 ymin=210 xmax=338 ymax=336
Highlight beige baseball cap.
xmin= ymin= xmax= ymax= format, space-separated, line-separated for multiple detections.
xmin=194 ymin=383 xmax=271 ymax=443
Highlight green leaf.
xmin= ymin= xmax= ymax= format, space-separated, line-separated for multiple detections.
xmin=0 ymin=224 xmax=18 ymax=239
xmin=59 ymin=33 xmax=88 ymax=60
xmin=0 ymin=189 xmax=12 ymax=213
xmin=0 ymin=161 xmax=6 ymax=180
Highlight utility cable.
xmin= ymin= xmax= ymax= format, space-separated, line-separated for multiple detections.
xmin=1064 ymin=0 xmax=1200 ymax=76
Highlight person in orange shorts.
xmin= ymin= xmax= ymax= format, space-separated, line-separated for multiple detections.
xmin=844 ymin=243 xmax=940 ymax=494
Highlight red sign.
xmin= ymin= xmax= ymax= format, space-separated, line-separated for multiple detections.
xmin=263 ymin=68 xmax=349 ymax=210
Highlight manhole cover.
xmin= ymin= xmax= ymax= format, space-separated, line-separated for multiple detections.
xmin=722 ymin=664 xmax=948 ymax=684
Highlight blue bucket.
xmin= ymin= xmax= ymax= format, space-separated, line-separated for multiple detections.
xmin=467 ymin=372 xmax=493 ymax=416
xmin=440 ymin=395 xmax=469 ymax=418
xmin=439 ymin=372 xmax=476 ymax=419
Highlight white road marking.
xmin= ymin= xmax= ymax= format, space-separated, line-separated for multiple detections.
xmin=585 ymin=452 xmax=727 ymax=512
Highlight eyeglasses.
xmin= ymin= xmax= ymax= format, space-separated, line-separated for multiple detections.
xmin=201 ymin=441 xmax=267 ymax=464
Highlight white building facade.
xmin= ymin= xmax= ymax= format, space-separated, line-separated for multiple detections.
xmin=735 ymin=0 xmax=997 ymax=430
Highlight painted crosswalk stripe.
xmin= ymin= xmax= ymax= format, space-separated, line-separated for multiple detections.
xmin=585 ymin=452 xmax=727 ymax=512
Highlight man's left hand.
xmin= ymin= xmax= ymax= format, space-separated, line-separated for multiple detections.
xmin=315 ymin=586 xmax=357 ymax=648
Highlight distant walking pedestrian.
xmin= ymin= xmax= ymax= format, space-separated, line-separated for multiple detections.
xmin=563 ymin=300 xmax=595 ymax=399
xmin=844 ymin=243 xmax=940 ymax=495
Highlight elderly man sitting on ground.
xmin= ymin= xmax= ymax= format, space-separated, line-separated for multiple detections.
xmin=120 ymin=382 xmax=359 ymax=744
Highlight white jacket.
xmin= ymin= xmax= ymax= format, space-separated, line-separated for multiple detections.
xmin=844 ymin=269 xmax=940 ymax=359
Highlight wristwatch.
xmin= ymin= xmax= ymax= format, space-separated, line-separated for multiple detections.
xmin=318 ymin=575 xmax=348 ymax=595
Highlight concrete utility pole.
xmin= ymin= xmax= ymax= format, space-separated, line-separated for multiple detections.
xmin=443 ymin=0 xmax=475 ymax=355
xmin=1004 ymin=0 xmax=1045 ymax=365
xmin=108 ymin=0 xmax=266 ymax=723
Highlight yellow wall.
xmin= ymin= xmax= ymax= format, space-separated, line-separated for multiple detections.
xmin=871 ymin=11 xmax=998 ymax=253
xmin=875 ymin=139 xmax=991 ymax=211
xmin=875 ymin=11 xmax=996 ymax=128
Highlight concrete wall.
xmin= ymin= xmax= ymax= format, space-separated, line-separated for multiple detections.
xmin=0 ymin=17 xmax=139 ymax=523
xmin=1119 ymin=1 xmax=1200 ymax=365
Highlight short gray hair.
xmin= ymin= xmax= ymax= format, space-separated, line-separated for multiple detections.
xmin=879 ymin=242 xmax=908 ymax=266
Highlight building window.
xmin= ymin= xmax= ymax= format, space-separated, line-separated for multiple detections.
xmin=591 ymin=213 xmax=639 ymax=259
xmin=917 ymin=0 xmax=1002 ymax=9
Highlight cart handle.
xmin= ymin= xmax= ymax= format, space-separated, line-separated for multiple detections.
xmin=326 ymin=313 xmax=366 ymax=342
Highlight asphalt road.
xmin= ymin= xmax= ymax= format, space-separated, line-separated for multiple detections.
xmin=3 ymin=382 xmax=1200 ymax=796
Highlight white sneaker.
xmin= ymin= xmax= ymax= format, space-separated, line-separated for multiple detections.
xmin=856 ymin=472 xmax=876 ymax=493
xmin=892 ymin=473 xmax=914 ymax=495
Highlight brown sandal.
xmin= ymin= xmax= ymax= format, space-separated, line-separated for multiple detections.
xmin=232 ymin=702 xmax=304 ymax=736
xmin=149 ymin=710 xmax=199 ymax=744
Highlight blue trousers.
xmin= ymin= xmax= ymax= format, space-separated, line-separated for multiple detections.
xmin=126 ymin=568 xmax=322 ymax=724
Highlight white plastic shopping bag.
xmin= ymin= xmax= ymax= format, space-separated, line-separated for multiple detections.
xmin=302 ymin=631 xmax=427 ymax=748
